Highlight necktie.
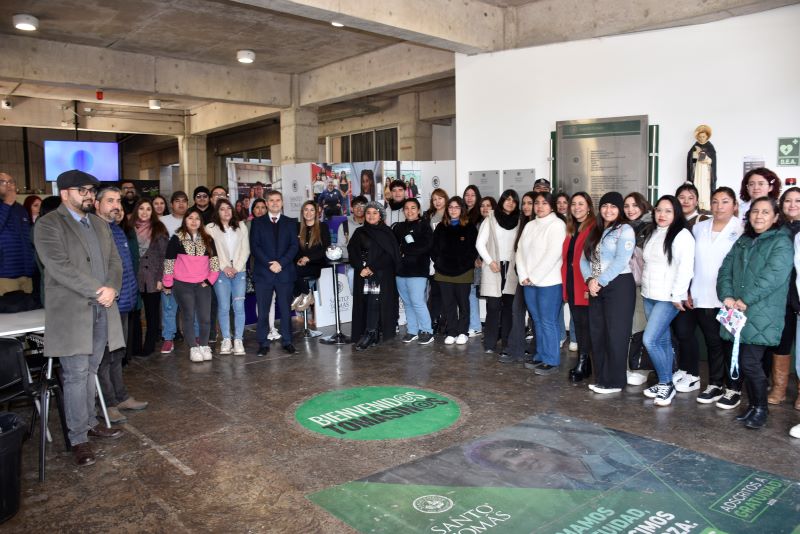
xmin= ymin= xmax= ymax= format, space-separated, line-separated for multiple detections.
xmin=80 ymin=218 xmax=89 ymax=228
xmin=271 ymin=217 xmax=277 ymax=224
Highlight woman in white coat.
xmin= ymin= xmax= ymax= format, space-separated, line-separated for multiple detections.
xmin=477 ymin=190 xmax=520 ymax=354
xmin=207 ymin=199 xmax=250 ymax=355
xmin=691 ymin=187 xmax=744 ymax=409
xmin=516 ymin=192 xmax=567 ymax=375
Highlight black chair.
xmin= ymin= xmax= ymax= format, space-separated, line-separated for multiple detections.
xmin=0 ymin=337 xmax=69 ymax=481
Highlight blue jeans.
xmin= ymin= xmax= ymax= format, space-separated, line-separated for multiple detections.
xmin=523 ymin=284 xmax=562 ymax=365
xmin=643 ymin=298 xmax=680 ymax=384
xmin=469 ymin=284 xmax=481 ymax=332
xmin=214 ymin=271 xmax=247 ymax=340
xmin=396 ymin=276 xmax=432 ymax=335
xmin=161 ymin=291 xmax=177 ymax=341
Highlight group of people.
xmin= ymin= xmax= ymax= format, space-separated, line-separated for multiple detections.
xmin=3 ymin=165 xmax=800 ymax=467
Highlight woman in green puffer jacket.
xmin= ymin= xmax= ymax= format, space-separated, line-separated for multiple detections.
xmin=716 ymin=196 xmax=793 ymax=430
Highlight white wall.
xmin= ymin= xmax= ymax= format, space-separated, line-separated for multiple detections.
xmin=456 ymin=5 xmax=800 ymax=197
xmin=432 ymin=120 xmax=456 ymax=161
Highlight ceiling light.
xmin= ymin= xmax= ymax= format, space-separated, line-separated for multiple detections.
xmin=148 ymin=99 xmax=161 ymax=110
xmin=237 ymin=49 xmax=255 ymax=64
xmin=13 ymin=14 xmax=39 ymax=31
xmin=331 ymin=21 xmax=344 ymax=28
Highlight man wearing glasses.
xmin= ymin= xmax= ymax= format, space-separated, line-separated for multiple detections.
xmin=190 ymin=185 xmax=214 ymax=225
xmin=0 ymin=172 xmax=35 ymax=296
xmin=34 ymin=170 xmax=126 ymax=466
xmin=119 ymin=180 xmax=139 ymax=216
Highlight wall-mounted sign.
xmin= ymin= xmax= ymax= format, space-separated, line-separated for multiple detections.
xmin=503 ymin=168 xmax=536 ymax=197
xmin=468 ymin=170 xmax=500 ymax=200
xmin=556 ymin=115 xmax=648 ymax=206
xmin=778 ymin=138 xmax=799 ymax=166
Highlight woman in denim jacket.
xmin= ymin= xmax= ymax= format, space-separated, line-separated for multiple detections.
xmin=580 ymin=192 xmax=636 ymax=393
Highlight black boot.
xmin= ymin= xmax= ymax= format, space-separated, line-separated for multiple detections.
xmin=744 ymin=406 xmax=769 ymax=429
xmin=736 ymin=380 xmax=756 ymax=421
xmin=570 ymin=353 xmax=592 ymax=382
xmin=355 ymin=330 xmax=378 ymax=351
xmin=735 ymin=406 xmax=756 ymax=422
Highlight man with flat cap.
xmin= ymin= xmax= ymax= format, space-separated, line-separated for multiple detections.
xmin=34 ymin=170 xmax=126 ymax=466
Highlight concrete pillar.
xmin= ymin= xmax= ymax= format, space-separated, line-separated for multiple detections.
xmin=280 ymin=106 xmax=318 ymax=165
xmin=398 ymin=93 xmax=432 ymax=161
xmin=177 ymin=135 xmax=207 ymax=194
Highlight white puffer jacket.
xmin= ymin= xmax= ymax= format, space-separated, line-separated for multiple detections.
xmin=641 ymin=226 xmax=695 ymax=302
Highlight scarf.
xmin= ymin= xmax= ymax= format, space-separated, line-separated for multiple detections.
xmin=495 ymin=209 xmax=520 ymax=230
xmin=135 ymin=219 xmax=152 ymax=251
xmin=387 ymin=198 xmax=405 ymax=211
xmin=361 ymin=221 xmax=401 ymax=271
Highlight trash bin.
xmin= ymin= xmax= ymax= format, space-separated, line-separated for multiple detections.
xmin=0 ymin=412 xmax=24 ymax=524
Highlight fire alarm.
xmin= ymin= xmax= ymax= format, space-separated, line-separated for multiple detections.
xmin=96 ymin=89 xmax=104 ymax=100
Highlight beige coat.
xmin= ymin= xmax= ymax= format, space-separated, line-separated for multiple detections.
xmin=476 ymin=213 xmax=519 ymax=298
xmin=33 ymin=204 xmax=124 ymax=357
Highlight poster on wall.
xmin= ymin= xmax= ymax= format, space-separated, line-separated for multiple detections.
xmin=556 ymin=115 xmax=648 ymax=206
xmin=225 ymin=159 xmax=275 ymax=216
xmin=468 ymin=170 xmax=500 ymax=200
xmin=281 ymin=163 xmax=313 ymax=218
xmin=503 ymin=168 xmax=536 ymax=197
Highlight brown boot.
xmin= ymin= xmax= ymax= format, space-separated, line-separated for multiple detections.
xmin=767 ymin=355 xmax=790 ymax=404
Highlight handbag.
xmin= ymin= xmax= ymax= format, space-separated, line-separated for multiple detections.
xmin=628 ymin=331 xmax=653 ymax=370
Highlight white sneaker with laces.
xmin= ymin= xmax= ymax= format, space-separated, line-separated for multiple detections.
xmin=233 ymin=339 xmax=245 ymax=355
xmin=671 ymin=369 xmax=687 ymax=384
xmin=643 ymin=384 xmax=660 ymax=398
xmin=627 ymin=370 xmax=649 ymax=386
xmin=592 ymin=385 xmax=622 ymax=394
xmin=268 ymin=328 xmax=281 ymax=341
xmin=653 ymin=383 xmax=676 ymax=406
xmin=219 ymin=338 xmax=232 ymax=354
xmin=456 ymin=334 xmax=468 ymax=345
xmin=444 ymin=336 xmax=456 ymax=345
xmin=189 ymin=347 xmax=204 ymax=362
xmin=467 ymin=329 xmax=482 ymax=338
xmin=674 ymin=373 xmax=700 ymax=393
xmin=201 ymin=345 xmax=213 ymax=361
xmin=568 ymin=341 xmax=578 ymax=352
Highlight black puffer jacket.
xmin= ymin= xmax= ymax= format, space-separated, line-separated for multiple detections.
xmin=393 ymin=218 xmax=433 ymax=278
xmin=432 ymin=221 xmax=478 ymax=277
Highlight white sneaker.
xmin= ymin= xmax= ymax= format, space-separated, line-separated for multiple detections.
xmin=233 ymin=339 xmax=245 ymax=355
xmin=568 ymin=341 xmax=578 ymax=352
xmin=444 ymin=336 xmax=456 ymax=345
xmin=219 ymin=338 xmax=232 ymax=355
xmin=627 ymin=370 xmax=649 ymax=386
xmin=268 ymin=328 xmax=281 ymax=341
xmin=201 ymin=345 xmax=213 ymax=361
xmin=592 ymin=385 xmax=622 ymax=394
xmin=467 ymin=329 xmax=482 ymax=338
xmin=672 ymin=369 xmax=687 ymax=384
xmin=790 ymin=423 xmax=800 ymax=439
xmin=456 ymin=334 xmax=468 ymax=345
xmin=653 ymin=383 xmax=676 ymax=406
xmin=674 ymin=373 xmax=700 ymax=393
xmin=189 ymin=347 xmax=204 ymax=362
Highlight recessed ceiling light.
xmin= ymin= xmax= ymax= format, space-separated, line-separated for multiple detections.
xmin=331 ymin=21 xmax=344 ymax=28
xmin=148 ymin=99 xmax=161 ymax=110
xmin=13 ymin=14 xmax=39 ymax=31
xmin=237 ymin=49 xmax=255 ymax=64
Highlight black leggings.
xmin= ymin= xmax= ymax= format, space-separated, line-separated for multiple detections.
xmin=588 ymin=274 xmax=635 ymax=389
xmin=568 ymin=301 xmax=591 ymax=355
xmin=740 ymin=344 xmax=768 ymax=406
xmin=141 ymin=292 xmax=161 ymax=354
xmin=439 ymin=282 xmax=471 ymax=337
xmin=484 ymin=294 xmax=514 ymax=350
xmin=671 ymin=309 xmax=700 ymax=375
xmin=173 ymin=280 xmax=213 ymax=347
xmin=694 ymin=307 xmax=740 ymax=390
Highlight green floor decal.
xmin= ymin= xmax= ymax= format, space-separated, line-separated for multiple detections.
xmin=295 ymin=386 xmax=461 ymax=440
xmin=307 ymin=414 xmax=800 ymax=533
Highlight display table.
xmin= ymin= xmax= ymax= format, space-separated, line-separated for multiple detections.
xmin=319 ymin=258 xmax=351 ymax=346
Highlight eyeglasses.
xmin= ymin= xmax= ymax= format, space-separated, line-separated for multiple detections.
xmin=70 ymin=186 xmax=97 ymax=197
xmin=0 ymin=179 xmax=14 ymax=186
xmin=212 ymin=193 xmax=228 ymax=199
xmin=195 ymin=194 xmax=209 ymax=199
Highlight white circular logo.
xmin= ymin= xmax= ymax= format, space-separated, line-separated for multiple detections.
xmin=432 ymin=176 xmax=440 ymax=188
xmin=413 ymin=495 xmax=454 ymax=514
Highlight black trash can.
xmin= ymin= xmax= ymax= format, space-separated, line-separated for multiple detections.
xmin=0 ymin=412 xmax=24 ymax=524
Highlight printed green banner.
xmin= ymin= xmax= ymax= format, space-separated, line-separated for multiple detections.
xmin=295 ymin=386 xmax=461 ymax=440
xmin=308 ymin=414 xmax=799 ymax=532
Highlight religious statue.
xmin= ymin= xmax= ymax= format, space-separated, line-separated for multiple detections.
xmin=686 ymin=124 xmax=716 ymax=210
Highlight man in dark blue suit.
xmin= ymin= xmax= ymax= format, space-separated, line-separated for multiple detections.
xmin=250 ymin=190 xmax=299 ymax=355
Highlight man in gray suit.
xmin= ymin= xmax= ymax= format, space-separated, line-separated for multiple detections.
xmin=34 ymin=170 xmax=126 ymax=466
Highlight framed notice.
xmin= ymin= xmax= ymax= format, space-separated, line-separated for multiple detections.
xmin=556 ymin=115 xmax=648 ymax=206
xmin=503 ymin=168 xmax=536 ymax=197
xmin=468 ymin=170 xmax=500 ymax=200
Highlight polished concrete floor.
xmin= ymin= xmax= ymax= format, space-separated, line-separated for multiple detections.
xmin=5 ymin=321 xmax=800 ymax=533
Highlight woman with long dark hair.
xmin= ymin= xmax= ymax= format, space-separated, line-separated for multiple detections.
xmin=555 ymin=191 xmax=576 ymax=350
xmin=291 ymin=201 xmax=330 ymax=312
xmin=207 ymin=198 xmax=250 ymax=356
xmin=562 ymin=192 xmax=595 ymax=382
xmin=766 ymin=186 xmax=800 ymax=405
xmin=739 ymin=167 xmax=781 ymax=220
xmin=425 ymin=188 xmax=449 ymax=333
xmin=640 ymin=195 xmax=695 ymax=406
xmin=23 ymin=194 xmax=42 ymax=224
xmin=718 ymin=196 xmax=792 ymax=428
xmin=692 ymin=187 xmax=744 ymax=409
xmin=360 ymin=169 xmax=376 ymax=202
xmin=153 ymin=194 xmax=170 ymax=217
xmin=163 ymin=210 xmax=220 ymax=362
xmin=516 ymin=192 xmax=566 ymax=374
xmin=348 ymin=202 xmax=401 ymax=350
xmin=125 ymin=198 xmax=169 ymax=356
xmin=477 ymin=190 xmax=520 ymax=354
xmin=432 ymin=196 xmax=479 ymax=345
xmin=580 ymin=192 xmax=636 ymax=393
xmin=463 ymin=185 xmax=483 ymax=337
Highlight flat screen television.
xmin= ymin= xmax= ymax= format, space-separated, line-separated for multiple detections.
xmin=44 ymin=140 xmax=120 ymax=182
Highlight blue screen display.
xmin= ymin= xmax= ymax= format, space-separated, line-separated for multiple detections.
xmin=44 ymin=141 xmax=119 ymax=182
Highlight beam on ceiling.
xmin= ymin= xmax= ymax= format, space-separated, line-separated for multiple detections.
xmin=226 ymin=0 xmax=503 ymax=54
xmin=0 ymin=97 xmax=186 ymax=136
xmin=299 ymin=43 xmax=454 ymax=107
xmin=0 ymin=35 xmax=292 ymax=107
xmin=509 ymin=0 xmax=797 ymax=49
xmin=187 ymin=103 xmax=281 ymax=135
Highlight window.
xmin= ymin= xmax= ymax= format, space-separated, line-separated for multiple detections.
xmin=339 ymin=128 xmax=397 ymax=162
